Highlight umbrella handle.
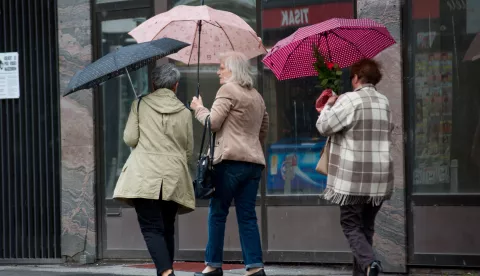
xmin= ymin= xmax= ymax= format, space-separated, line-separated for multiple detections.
xmin=197 ymin=19 xmax=202 ymax=97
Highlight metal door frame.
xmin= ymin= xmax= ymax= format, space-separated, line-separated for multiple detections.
xmin=402 ymin=0 xmax=480 ymax=267
xmin=92 ymin=0 xmax=153 ymax=260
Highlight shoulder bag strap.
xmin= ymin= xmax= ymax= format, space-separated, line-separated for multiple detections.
xmin=136 ymin=96 xmax=143 ymax=121
xmin=207 ymin=117 xmax=216 ymax=167
xmin=197 ymin=115 xmax=210 ymax=160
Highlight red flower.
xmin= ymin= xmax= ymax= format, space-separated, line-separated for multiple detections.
xmin=326 ymin=62 xmax=335 ymax=70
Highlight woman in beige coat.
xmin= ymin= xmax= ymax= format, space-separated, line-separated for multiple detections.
xmin=113 ymin=63 xmax=194 ymax=276
xmin=190 ymin=52 xmax=269 ymax=276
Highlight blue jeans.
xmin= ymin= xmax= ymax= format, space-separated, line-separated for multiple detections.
xmin=205 ymin=161 xmax=264 ymax=270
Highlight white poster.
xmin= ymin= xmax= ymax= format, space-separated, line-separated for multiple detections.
xmin=0 ymin=52 xmax=20 ymax=99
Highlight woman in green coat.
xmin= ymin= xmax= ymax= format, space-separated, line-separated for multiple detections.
xmin=113 ymin=63 xmax=195 ymax=276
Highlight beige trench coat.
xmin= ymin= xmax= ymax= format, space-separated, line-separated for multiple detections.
xmin=195 ymin=82 xmax=269 ymax=166
xmin=113 ymin=88 xmax=195 ymax=214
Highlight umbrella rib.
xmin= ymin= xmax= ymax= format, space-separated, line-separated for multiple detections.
xmin=187 ymin=21 xmax=200 ymax=66
xmin=215 ymin=21 xmax=235 ymax=51
xmin=325 ymin=32 xmax=333 ymax=61
xmin=247 ymin=31 xmax=267 ymax=53
xmin=148 ymin=20 xmax=197 ymax=42
xmin=333 ymin=27 xmax=395 ymax=44
xmin=203 ymin=20 xmax=221 ymax=28
xmin=330 ymin=31 xmax=364 ymax=61
xmin=279 ymin=36 xmax=310 ymax=79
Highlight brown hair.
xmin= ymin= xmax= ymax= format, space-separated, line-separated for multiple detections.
xmin=350 ymin=59 xmax=382 ymax=85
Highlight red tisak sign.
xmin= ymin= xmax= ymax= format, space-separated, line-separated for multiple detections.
xmin=262 ymin=3 xmax=353 ymax=29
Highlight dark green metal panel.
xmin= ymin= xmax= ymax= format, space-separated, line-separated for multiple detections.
xmin=0 ymin=0 xmax=61 ymax=259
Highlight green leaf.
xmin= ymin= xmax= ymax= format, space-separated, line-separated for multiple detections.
xmin=336 ymin=70 xmax=343 ymax=76
xmin=334 ymin=79 xmax=341 ymax=85
xmin=321 ymin=79 xmax=328 ymax=86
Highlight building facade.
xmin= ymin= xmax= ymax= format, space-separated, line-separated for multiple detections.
xmin=0 ymin=0 xmax=479 ymax=273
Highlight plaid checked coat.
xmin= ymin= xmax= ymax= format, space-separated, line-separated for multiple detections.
xmin=316 ymin=84 xmax=394 ymax=206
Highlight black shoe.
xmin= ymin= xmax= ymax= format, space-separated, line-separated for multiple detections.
xmin=193 ymin=268 xmax=223 ymax=276
xmin=366 ymin=261 xmax=382 ymax=276
xmin=248 ymin=269 xmax=266 ymax=276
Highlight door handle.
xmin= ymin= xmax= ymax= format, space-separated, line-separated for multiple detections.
xmin=106 ymin=207 xmax=122 ymax=217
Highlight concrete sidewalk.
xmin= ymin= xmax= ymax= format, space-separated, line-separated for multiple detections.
xmin=0 ymin=264 xmax=356 ymax=276
xmin=1 ymin=264 xmax=478 ymax=276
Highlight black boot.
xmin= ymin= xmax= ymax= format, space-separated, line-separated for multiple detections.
xmin=193 ymin=268 xmax=223 ymax=276
xmin=248 ymin=269 xmax=266 ymax=276
xmin=366 ymin=261 xmax=382 ymax=276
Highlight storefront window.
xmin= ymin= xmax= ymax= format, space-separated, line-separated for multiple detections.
xmin=262 ymin=0 xmax=355 ymax=195
xmin=408 ymin=0 xmax=480 ymax=193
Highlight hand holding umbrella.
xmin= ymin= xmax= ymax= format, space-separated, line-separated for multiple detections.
xmin=190 ymin=95 xmax=204 ymax=111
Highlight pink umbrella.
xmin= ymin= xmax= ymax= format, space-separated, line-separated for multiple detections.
xmin=129 ymin=5 xmax=265 ymax=65
xmin=262 ymin=18 xmax=396 ymax=81
xmin=129 ymin=4 xmax=265 ymax=97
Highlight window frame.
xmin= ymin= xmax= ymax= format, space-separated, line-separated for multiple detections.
xmin=402 ymin=0 xmax=480 ymax=267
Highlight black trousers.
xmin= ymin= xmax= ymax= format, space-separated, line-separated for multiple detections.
xmin=340 ymin=203 xmax=382 ymax=276
xmin=133 ymin=198 xmax=178 ymax=276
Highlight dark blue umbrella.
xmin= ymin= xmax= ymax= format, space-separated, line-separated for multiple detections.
xmin=64 ymin=38 xmax=189 ymax=97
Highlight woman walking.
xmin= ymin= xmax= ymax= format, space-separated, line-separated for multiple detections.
xmin=113 ymin=63 xmax=195 ymax=276
xmin=316 ymin=59 xmax=394 ymax=276
xmin=190 ymin=51 xmax=269 ymax=276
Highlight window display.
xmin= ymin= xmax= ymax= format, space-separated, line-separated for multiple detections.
xmin=408 ymin=0 xmax=480 ymax=193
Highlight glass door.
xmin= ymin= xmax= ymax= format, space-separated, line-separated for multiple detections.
xmin=94 ymin=2 xmax=153 ymax=259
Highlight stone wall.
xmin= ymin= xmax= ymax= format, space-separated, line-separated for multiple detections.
xmin=357 ymin=0 xmax=407 ymax=273
xmin=58 ymin=0 xmax=96 ymax=261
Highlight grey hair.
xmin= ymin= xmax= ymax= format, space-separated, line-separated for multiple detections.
xmin=220 ymin=52 xmax=254 ymax=89
xmin=152 ymin=63 xmax=181 ymax=90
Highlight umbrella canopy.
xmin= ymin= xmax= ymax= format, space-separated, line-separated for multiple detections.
xmin=129 ymin=5 xmax=266 ymax=65
xmin=464 ymin=33 xmax=480 ymax=61
xmin=64 ymin=38 xmax=189 ymax=96
xmin=262 ymin=18 xmax=396 ymax=81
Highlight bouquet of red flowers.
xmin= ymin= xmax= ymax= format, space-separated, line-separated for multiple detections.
xmin=312 ymin=44 xmax=343 ymax=93
xmin=313 ymin=44 xmax=342 ymax=112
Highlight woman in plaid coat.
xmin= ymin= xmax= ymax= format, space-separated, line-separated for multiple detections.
xmin=316 ymin=59 xmax=394 ymax=276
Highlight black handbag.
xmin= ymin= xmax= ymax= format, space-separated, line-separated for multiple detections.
xmin=193 ymin=115 xmax=217 ymax=199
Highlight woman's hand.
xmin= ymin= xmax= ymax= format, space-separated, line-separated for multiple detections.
xmin=190 ymin=95 xmax=204 ymax=111
xmin=326 ymin=95 xmax=338 ymax=106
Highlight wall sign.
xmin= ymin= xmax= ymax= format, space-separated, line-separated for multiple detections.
xmin=0 ymin=52 xmax=20 ymax=99
xmin=262 ymin=2 xmax=353 ymax=30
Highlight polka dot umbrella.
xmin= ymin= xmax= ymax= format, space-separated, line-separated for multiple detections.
xmin=63 ymin=38 xmax=189 ymax=97
xmin=262 ymin=18 xmax=396 ymax=81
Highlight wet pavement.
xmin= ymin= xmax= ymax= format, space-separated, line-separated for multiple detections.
xmin=0 ymin=264 xmax=355 ymax=276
